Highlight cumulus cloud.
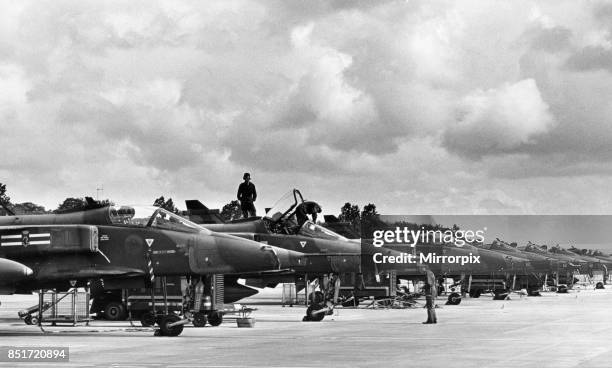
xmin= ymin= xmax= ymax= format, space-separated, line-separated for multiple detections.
xmin=1 ymin=0 xmax=612 ymax=214
xmin=442 ymin=79 xmax=555 ymax=159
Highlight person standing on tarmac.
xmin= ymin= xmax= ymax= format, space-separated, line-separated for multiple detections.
xmin=423 ymin=270 xmax=438 ymax=324
xmin=237 ymin=173 xmax=257 ymax=218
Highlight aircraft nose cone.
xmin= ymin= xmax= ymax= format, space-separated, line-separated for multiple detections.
xmin=23 ymin=265 xmax=33 ymax=277
xmin=0 ymin=258 xmax=33 ymax=281
xmin=189 ymin=232 xmax=305 ymax=274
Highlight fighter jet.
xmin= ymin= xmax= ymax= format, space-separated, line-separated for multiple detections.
xmin=187 ymin=189 xmax=428 ymax=321
xmin=519 ymin=241 xmax=587 ymax=287
xmin=549 ymin=244 xmax=609 ymax=285
xmin=0 ymin=204 xmax=305 ymax=335
xmin=405 ymin=240 xmax=535 ymax=300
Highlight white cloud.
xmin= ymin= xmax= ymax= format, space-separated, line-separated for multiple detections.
xmin=1 ymin=0 xmax=612 ymax=215
xmin=443 ymin=79 xmax=556 ymax=158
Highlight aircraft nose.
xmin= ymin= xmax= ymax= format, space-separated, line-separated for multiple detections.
xmin=189 ymin=232 xmax=305 ymax=274
xmin=0 ymin=258 xmax=33 ymax=281
xmin=23 ymin=266 xmax=33 ymax=277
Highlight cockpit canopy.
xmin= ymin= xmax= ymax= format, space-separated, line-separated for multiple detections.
xmin=261 ymin=189 xmax=348 ymax=241
xmin=264 ymin=189 xmax=305 ymax=223
xmin=108 ymin=205 xmax=209 ymax=234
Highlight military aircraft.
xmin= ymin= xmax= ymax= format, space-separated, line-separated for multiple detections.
xmin=519 ymin=241 xmax=588 ymax=287
xmin=392 ymin=240 xmax=536 ymax=300
xmin=302 ymin=214 xmax=539 ymax=301
xmin=549 ymin=244 xmax=609 ymax=286
xmin=187 ymin=189 xmax=429 ymax=321
xmin=478 ymin=238 xmax=567 ymax=295
xmin=0 ymin=204 xmax=306 ymax=335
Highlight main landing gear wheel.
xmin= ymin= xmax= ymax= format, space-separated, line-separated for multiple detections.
xmin=596 ymin=282 xmax=605 ymax=289
xmin=446 ymin=292 xmax=462 ymax=305
xmin=207 ymin=311 xmax=223 ymax=326
xmin=193 ymin=312 xmax=207 ymax=327
xmin=159 ymin=315 xmax=183 ymax=336
xmin=469 ymin=289 xmax=482 ymax=298
xmin=140 ymin=312 xmax=156 ymax=327
xmin=303 ymin=305 xmax=326 ymax=322
xmin=104 ymin=302 xmax=127 ymax=321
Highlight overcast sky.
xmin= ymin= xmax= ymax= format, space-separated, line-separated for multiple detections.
xmin=1 ymin=0 xmax=612 ymax=215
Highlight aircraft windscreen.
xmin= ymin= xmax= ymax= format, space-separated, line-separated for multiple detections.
xmin=150 ymin=208 xmax=207 ymax=233
xmin=109 ymin=206 xmax=208 ymax=234
xmin=264 ymin=189 xmax=303 ymax=222
xmin=298 ymin=221 xmax=348 ymax=241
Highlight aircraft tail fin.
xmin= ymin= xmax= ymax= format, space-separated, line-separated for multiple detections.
xmin=185 ymin=200 xmax=209 ymax=211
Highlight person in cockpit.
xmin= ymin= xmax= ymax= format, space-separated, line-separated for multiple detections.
xmin=295 ymin=201 xmax=322 ymax=227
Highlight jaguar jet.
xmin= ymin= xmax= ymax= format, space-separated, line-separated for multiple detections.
xmin=0 ymin=204 xmax=305 ymax=335
xmin=187 ymin=189 xmax=429 ymax=321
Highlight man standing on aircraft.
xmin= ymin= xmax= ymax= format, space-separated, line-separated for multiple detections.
xmin=237 ymin=173 xmax=257 ymax=218
xmin=295 ymin=200 xmax=322 ymax=227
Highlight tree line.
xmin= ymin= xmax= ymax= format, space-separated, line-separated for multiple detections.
xmin=1 ymin=182 xmax=383 ymax=237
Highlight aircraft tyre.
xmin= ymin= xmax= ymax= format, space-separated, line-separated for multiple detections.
xmin=446 ymin=292 xmax=461 ymax=305
xmin=469 ymin=289 xmax=481 ymax=298
xmin=104 ymin=302 xmax=127 ymax=321
xmin=527 ymin=289 xmax=541 ymax=296
xmin=140 ymin=312 xmax=156 ymax=327
xmin=596 ymin=282 xmax=605 ymax=289
xmin=341 ymin=297 xmax=359 ymax=307
xmin=208 ymin=311 xmax=223 ymax=326
xmin=24 ymin=315 xmax=33 ymax=325
xmin=159 ymin=315 xmax=183 ymax=337
xmin=193 ymin=312 xmax=207 ymax=327
xmin=493 ymin=290 xmax=509 ymax=300
xmin=305 ymin=305 xmax=325 ymax=321
xmin=557 ymin=285 xmax=568 ymax=293
xmin=312 ymin=291 xmax=325 ymax=304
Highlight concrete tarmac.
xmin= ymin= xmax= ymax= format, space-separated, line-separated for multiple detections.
xmin=0 ymin=288 xmax=611 ymax=367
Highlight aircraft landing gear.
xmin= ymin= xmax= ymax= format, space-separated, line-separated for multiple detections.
xmin=192 ymin=312 xmax=207 ymax=327
xmin=140 ymin=312 xmax=156 ymax=327
xmin=159 ymin=315 xmax=184 ymax=336
xmin=302 ymin=274 xmax=340 ymax=322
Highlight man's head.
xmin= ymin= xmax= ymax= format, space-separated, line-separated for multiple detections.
xmin=243 ymin=172 xmax=251 ymax=181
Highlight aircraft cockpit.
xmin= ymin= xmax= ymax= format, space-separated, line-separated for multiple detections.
xmin=264 ymin=189 xmax=305 ymax=223
xmin=261 ymin=189 xmax=348 ymax=240
xmin=108 ymin=205 xmax=207 ymax=233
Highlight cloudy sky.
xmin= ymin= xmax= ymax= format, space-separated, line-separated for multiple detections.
xmin=1 ymin=0 xmax=612 ymax=215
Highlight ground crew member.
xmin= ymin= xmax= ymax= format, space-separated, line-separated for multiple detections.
xmin=295 ymin=200 xmax=322 ymax=227
xmin=237 ymin=173 xmax=257 ymax=218
xmin=423 ymin=270 xmax=437 ymax=324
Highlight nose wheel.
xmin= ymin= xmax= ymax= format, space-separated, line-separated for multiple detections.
xmin=302 ymin=274 xmax=340 ymax=322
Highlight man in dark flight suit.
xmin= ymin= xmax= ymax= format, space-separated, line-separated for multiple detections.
xmin=295 ymin=201 xmax=322 ymax=227
xmin=237 ymin=173 xmax=257 ymax=218
xmin=423 ymin=270 xmax=438 ymax=324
